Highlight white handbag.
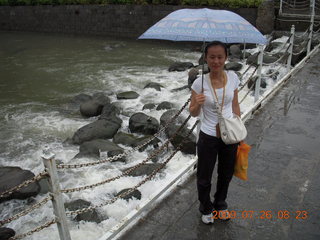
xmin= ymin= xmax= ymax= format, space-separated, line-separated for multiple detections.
xmin=206 ymin=74 xmax=247 ymax=144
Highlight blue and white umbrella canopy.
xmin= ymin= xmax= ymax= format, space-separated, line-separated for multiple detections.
xmin=139 ymin=8 xmax=267 ymax=44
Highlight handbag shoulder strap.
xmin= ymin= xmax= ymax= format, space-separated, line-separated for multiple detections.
xmin=205 ymin=73 xmax=226 ymax=116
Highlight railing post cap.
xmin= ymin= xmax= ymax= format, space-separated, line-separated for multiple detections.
xmin=42 ymin=145 xmax=55 ymax=160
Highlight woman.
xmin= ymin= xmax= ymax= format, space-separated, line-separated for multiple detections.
xmin=189 ymin=41 xmax=241 ymax=224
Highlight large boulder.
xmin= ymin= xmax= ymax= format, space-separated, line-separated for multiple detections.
xmin=113 ymin=132 xmax=160 ymax=152
xmin=229 ymin=44 xmax=242 ymax=58
xmin=246 ymin=52 xmax=279 ymax=65
xmin=80 ymin=100 xmax=104 ymax=118
xmin=116 ymin=91 xmax=139 ymax=100
xmin=156 ymin=101 xmax=174 ymax=111
xmin=75 ymin=139 xmax=123 ymax=159
xmin=113 ymin=132 xmax=138 ymax=147
xmin=65 ymin=199 xmax=103 ymax=223
xmin=256 ymin=0 xmax=275 ymax=34
xmin=143 ymin=82 xmax=164 ymax=91
xmin=116 ymin=188 xmax=142 ymax=201
xmin=129 ymin=113 xmax=159 ymax=135
xmin=160 ymin=110 xmax=196 ymax=154
xmin=168 ymin=62 xmax=194 ymax=72
xmin=99 ymin=103 xmax=122 ymax=125
xmin=72 ymin=119 xmax=121 ymax=145
xmin=79 ymin=93 xmax=111 ymax=118
xmin=142 ymin=103 xmax=156 ymax=110
xmin=0 ymin=167 xmax=40 ymax=203
xmin=225 ymin=62 xmax=243 ymax=71
xmin=188 ymin=68 xmax=200 ymax=87
xmin=0 ymin=228 xmax=15 ymax=240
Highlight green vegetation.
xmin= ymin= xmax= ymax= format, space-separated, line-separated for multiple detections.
xmin=0 ymin=0 xmax=262 ymax=7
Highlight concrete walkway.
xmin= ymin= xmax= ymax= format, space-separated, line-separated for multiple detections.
xmin=119 ymin=53 xmax=320 ymax=240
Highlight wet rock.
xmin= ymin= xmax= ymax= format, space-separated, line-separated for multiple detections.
xmin=240 ymin=51 xmax=252 ymax=60
xmin=99 ymin=103 xmax=122 ymax=125
xmin=72 ymin=119 xmax=121 ymax=145
xmin=247 ymin=76 xmax=267 ymax=90
xmin=239 ymin=43 xmax=257 ymax=50
xmin=168 ymin=62 xmax=194 ymax=72
xmin=225 ymin=62 xmax=243 ymax=71
xmin=116 ymin=188 xmax=142 ymax=201
xmin=125 ymin=163 xmax=162 ymax=177
xmin=160 ymin=110 xmax=196 ymax=155
xmin=129 ymin=113 xmax=159 ymax=135
xmin=80 ymin=100 xmax=104 ymax=118
xmin=107 ymin=149 xmax=126 ymax=163
xmin=75 ymin=139 xmax=123 ymax=159
xmin=92 ymin=92 xmax=110 ymax=105
xmin=265 ymin=41 xmax=285 ymax=52
xmin=166 ymin=124 xmax=197 ymax=154
xmin=246 ymin=52 xmax=279 ymax=65
xmin=160 ymin=109 xmax=185 ymax=127
xmin=256 ymin=0 xmax=275 ymax=34
xmin=65 ymin=199 xmax=103 ymax=223
xmin=229 ymin=44 xmax=241 ymax=58
xmin=78 ymin=93 xmax=111 ymax=118
xmin=143 ymin=82 xmax=163 ymax=91
xmin=131 ymin=135 xmax=161 ymax=152
xmin=65 ymin=93 xmax=93 ymax=113
xmin=142 ymin=103 xmax=156 ymax=110
xmin=0 ymin=227 xmax=15 ymax=240
xmin=0 ymin=167 xmax=40 ymax=203
xmin=156 ymin=101 xmax=173 ymax=110
xmin=38 ymin=176 xmax=50 ymax=194
xmin=70 ymin=94 xmax=92 ymax=105
xmin=116 ymin=91 xmax=139 ymax=100
xmin=188 ymin=68 xmax=200 ymax=87
xmin=113 ymin=132 xmax=138 ymax=147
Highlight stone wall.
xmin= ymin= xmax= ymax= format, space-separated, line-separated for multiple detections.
xmin=0 ymin=5 xmax=259 ymax=38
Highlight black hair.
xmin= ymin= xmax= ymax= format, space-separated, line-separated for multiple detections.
xmin=204 ymin=41 xmax=228 ymax=57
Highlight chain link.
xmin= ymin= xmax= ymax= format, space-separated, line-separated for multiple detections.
xmin=57 ymin=97 xmax=191 ymax=169
xmin=9 ymin=219 xmax=57 ymax=240
xmin=61 ymin=115 xmax=192 ymax=193
xmin=0 ymin=195 xmax=52 ymax=227
xmin=239 ymin=66 xmax=258 ymax=92
xmin=0 ymin=171 xmax=48 ymax=199
xmin=66 ymin=120 xmax=199 ymax=217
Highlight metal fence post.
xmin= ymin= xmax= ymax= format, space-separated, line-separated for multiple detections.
xmin=254 ymin=45 xmax=264 ymax=102
xmin=287 ymin=25 xmax=295 ymax=72
xmin=42 ymin=146 xmax=72 ymax=240
xmin=308 ymin=0 xmax=315 ymax=54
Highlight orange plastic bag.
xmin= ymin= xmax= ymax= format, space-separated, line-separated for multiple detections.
xmin=234 ymin=142 xmax=251 ymax=180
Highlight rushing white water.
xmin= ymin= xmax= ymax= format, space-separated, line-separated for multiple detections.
xmin=0 ymin=32 xmax=288 ymax=240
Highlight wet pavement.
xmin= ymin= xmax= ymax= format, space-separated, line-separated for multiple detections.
xmin=119 ymin=53 xmax=320 ymax=240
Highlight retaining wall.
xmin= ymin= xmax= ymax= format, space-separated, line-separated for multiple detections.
xmin=0 ymin=5 xmax=258 ymax=38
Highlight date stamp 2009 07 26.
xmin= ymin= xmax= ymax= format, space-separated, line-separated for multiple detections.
xmin=212 ymin=210 xmax=309 ymax=220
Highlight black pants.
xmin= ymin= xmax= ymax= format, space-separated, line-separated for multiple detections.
xmin=197 ymin=131 xmax=238 ymax=215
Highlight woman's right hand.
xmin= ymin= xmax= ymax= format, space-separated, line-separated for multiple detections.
xmin=195 ymin=93 xmax=206 ymax=106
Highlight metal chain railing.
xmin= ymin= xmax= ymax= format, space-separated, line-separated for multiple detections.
xmin=292 ymin=45 xmax=308 ymax=55
xmin=0 ymin=171 xmax=48 ymax=199
xmin=294 ymin=28 xmax=310 ymax=38
xmin=57 ymin=97 xmax=191 ymax=170
xmin=9 ymin=219 xmax=57 ymax=240
xmin=61 ymin=115 xmax=192 ymax=193
xmin=65 ymin=120 xmax=199 ymax=217
xmin=0 ymin=195 xmax=52 ymax=227
xmin=262 ymin=44 xmax=291 ymax=66
xmin=239 ymin=66 xmax=258 ymax=92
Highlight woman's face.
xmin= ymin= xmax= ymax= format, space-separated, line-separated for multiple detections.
xmin=205 ymin=45 xmax=227 ymax=73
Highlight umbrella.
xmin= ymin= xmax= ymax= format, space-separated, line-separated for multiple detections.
xmin=139 ymin=8 xmax=267 ymax=44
